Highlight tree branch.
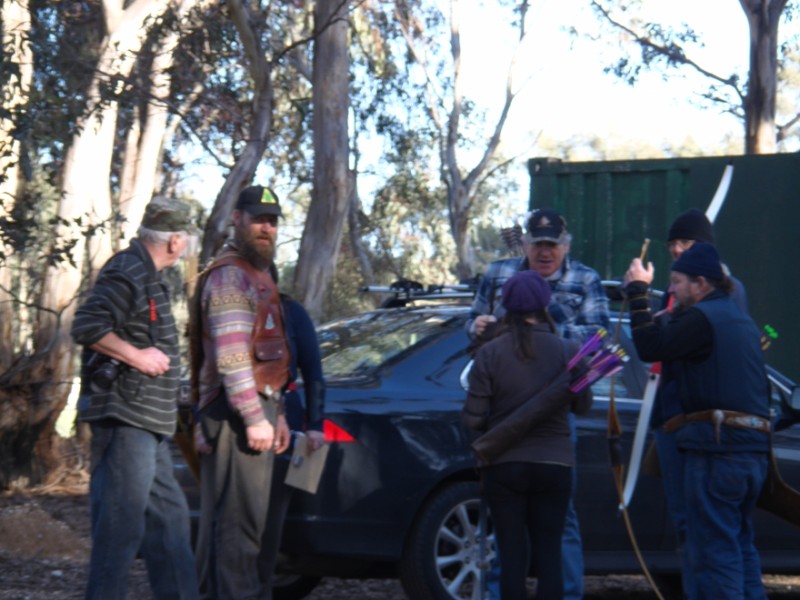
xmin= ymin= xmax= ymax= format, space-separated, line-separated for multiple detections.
xmin=777 ymin=110 xmax=800 ymax=142
xmin=591 ymin=0 xmax=745 ymax=104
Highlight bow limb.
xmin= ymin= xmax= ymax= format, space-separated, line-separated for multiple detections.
xmin=621 ymin=370 xmax=660 ymax=510
xmin=608 ymin=296 xmax=666 ymax=600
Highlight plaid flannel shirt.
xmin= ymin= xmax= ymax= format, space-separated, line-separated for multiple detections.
xmin=467 ymin=256 xmax=610 ymax=342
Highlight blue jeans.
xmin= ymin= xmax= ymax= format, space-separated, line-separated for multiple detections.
xmin=561 ymin=413 xmax=583 ymax=600
xmin=487 ymin=414 xmax=583 ymax=600
xmin=655 ymin=427 xmax=697 ymax=598
xmin=86 ymin=421 xmax=198 ymax=600
xmin=684 ymin=451 xmax=767 ymax=600
xmin=561 ymin=490 xmax=583 ymax=600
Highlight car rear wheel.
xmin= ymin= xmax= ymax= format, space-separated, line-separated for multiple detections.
xmin=399 ymin=481 xmax=495 ymax=600
xmin=272 ymin=573 xmax=322 ymax=600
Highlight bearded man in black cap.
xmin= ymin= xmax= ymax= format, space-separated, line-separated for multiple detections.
xmin=191 ymin=185 xmax=293 ymax=599
xmin=624 ymin=243 xmax=770 ymax=599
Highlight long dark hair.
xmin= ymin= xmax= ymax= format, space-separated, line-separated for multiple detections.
xmin=504 ymin=309 xmax=557 ymax=361
xmin=689 ymin=273 xmax=734 ymax=295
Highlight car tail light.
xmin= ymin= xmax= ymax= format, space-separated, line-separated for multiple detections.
xmin=323 ymin=419 xmax=355 ymax=443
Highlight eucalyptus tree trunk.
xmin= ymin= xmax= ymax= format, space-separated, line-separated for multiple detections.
xmin=118 ymin=0 xmax=204 ymax=243
xmin=294 ymin=0 xmax=351 ymax=321
xmin=0 ymin=0 xmax=62 ymax=489
xmin=37 ymin=0 xmax=171 ymax=384
xmin=9 ymin=0 xmax=173 ymax=489
xmin=740 ymin=0 xmax=786 ymax=154
xmin=0 ymin=0 xmax=32 ymax=372
xmin=347 ymin=175 xmax=374 ymax=285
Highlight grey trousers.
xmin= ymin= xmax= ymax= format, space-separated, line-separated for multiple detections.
xmin=196 ymin=395 xmax=278 ymax=600
xmin=256 ymin=456 xmax=294 ymax=600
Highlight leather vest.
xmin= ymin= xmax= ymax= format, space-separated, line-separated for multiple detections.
xmin=190 ymin=250 xmax=290 ymax=408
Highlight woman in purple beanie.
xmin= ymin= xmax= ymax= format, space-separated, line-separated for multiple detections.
xmin=462 ymin=270 xmax=592 ymax=600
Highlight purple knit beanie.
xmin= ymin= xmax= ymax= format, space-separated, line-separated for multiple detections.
xmin=501 ymin=270 xmax=552 ymax=313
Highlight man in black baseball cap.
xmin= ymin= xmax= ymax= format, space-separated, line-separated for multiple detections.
xmin=227 ymin=185 xmax=283 ymax=270
xmin=469 ymin=206 xmax=608 ymax=341
xmin=193 ymin=183 xmax=293 ymax=598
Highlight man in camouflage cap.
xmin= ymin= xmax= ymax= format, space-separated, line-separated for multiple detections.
xmin=72 ymin=195 xmax=200 ymax=600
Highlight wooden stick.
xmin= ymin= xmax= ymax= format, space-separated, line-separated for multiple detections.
xmin=639 ymin=238 xmax=651 ymax=261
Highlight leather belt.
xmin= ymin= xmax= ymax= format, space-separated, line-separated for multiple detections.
xmin=662 ymin=409 xmax=770 ymax=443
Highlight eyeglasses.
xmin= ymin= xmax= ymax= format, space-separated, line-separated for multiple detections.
xmin=666 ymin=239 xmax=694 ymax=252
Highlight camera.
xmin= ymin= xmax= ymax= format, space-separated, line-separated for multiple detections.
xmin=89 ymin=356 xmax=122 ymax=393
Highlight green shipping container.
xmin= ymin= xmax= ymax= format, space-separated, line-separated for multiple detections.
xmin=528 ymin=153 xmax=800 ymax=382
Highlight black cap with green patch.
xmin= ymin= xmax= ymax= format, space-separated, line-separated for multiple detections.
xmin=235 ymin=185 xmax=282 ymax=217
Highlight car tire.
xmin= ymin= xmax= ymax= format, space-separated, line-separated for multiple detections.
xmin=399 ymin=481 xmax=495 ymax=600
xmin=272 ymin=573 xmax=322 ymax=600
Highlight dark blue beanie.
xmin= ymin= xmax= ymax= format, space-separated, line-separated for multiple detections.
xmin=671 ymin=242 xmax=724 ymax=280
xmin=501 ymin=270 xmax=552 ymax=313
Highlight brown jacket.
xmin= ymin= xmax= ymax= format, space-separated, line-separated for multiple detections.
xmin=462 ymin=323 xmax=592 ymax=466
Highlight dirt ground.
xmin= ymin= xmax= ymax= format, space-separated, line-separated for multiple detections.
xmin=1 ymin=475 xmax=799 ymax=600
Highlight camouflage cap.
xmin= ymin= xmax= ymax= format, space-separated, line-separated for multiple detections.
xmin=141 ymin=197 xmax=200 ymax=235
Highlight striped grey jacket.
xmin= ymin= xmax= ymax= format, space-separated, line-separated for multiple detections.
xmin=71 ymin=239 xmax=180 ymax=436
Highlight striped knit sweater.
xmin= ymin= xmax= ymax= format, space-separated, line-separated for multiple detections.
xmin=196 ymin=260 xmax=271 ymax=426
xmin=71 ymin=239 xmax=180 ymax=436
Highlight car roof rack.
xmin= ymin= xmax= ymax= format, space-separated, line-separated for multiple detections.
xmin=359 ymin=278 xmax=663 ymax=309
xmin=360 ymin=278 xmax=479 ymax=308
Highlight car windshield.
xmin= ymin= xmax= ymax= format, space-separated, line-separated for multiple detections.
xmin=318 ymin=310 xmax=460 ymax=377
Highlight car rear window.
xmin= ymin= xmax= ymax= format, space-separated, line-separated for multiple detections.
xmin=318 ymin=311 xmax=461 ymax=377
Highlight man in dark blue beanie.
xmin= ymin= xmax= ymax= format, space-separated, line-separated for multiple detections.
xmin=623 ymin=244 xmax=770 ymax=599
xmin=634 ymin=211 xmax=749 ymax=599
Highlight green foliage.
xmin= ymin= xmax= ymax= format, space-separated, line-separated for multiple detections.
xmin=25 ymin=2 xmax=104 ymax=156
